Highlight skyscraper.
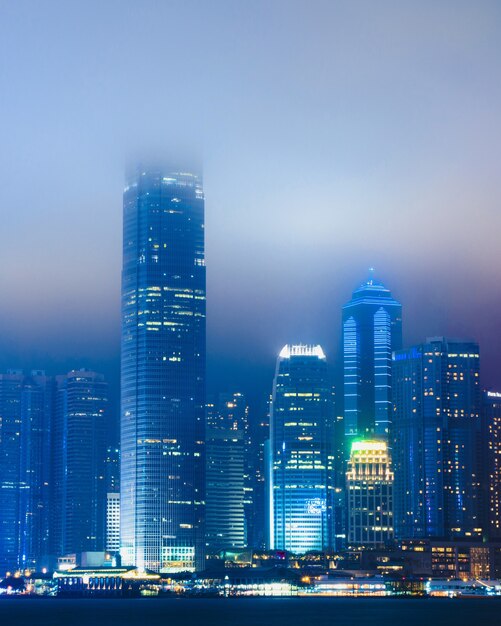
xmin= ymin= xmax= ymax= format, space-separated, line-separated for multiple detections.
xmin=269 ymin=345 xmax=334 ymax=553
xmin=206 ymin=393 xmax=247 ymax=553
xmin=343 ymin=271 xmax=402 ymax=443
xmin=121 ymin=167 xmax=206 ymax=572
xmin=346 ymin=440 xmax=394 ymax=546
xmin=0 ymin=371 xmax=25 ymax=575
xmin=392 ymin=339 xmax=482 ymax=540
xmin=0 ymin=371 xmax=55 ymax=574
xmin=482 ymin=390 xmax=501 ymax=539
xmin=52 ymin=370 xmax=108 ymax=557
xmin=18 ymin=372 xmax=54 ymax=571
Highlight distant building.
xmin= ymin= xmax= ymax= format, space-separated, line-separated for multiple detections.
xmin=106 ymin=493 xmax=120 ymax=554
xmin=0 ymin=371 xmax=26 ymax=574
xmin=0 ymin=370 xmax=55 ymax=574
xmin=52 ymin=370 xmax=108 ymax=557
xmin=392 ymin=339 xmax=482 ymax=540
xmin=120 ymin=167 xmax=206 ymax=572
xmin=346 ymin=440 xmax=394 ymax=546
xmin=206 ymin=393 xmax=248 ymax=553
xmin=18 ymin=372 xmax=54 ymax=570
xmin=483 ymin=391 xmax=501 ymax=539
xmin=247 ymin=404 xmax=270 ymax=549
xmin=342 ymin=271 xmax=402 ymax=444
xmin=269 ymin=345 xmax=334 ymax=553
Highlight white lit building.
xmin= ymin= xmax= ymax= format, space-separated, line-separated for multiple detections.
xmin=347 ymin=440 xmax=394 ymax=546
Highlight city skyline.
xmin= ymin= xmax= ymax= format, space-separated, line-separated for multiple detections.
xmin=1 ymin=1 xmax=501 ymax=405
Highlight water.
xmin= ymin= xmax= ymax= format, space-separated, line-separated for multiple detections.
xmin=0 ymin=597 xmax=499 ymax=626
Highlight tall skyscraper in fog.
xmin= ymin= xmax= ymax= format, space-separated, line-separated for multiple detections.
xmin=121 ymin=168 xmax=206 ymax=572
xmin=342 ymin=271 xmax=402 ymax=443
xmin=269 ymin=345 xmax=334 ymax=553
xmin=392 ymin=339 xmax=482 ymax=540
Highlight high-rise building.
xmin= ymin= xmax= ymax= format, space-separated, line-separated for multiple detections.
xmin=121 ymin=168 xmax=206 ymax=572
xmin=0 ymin=371 xmax=54 ymax=574
xmin=52 ymin=370 xmax=108 ymax=557
xmin=18 ymin=372 xmax=54 ymax=571
xmin=206 ymin=393 xmax=247 ymax=553
xmin=246 ymin=402 xmax=269 ymax=550
xmin=106 ymin=493 xmax=121 ymax=554
xmin=269 ymin=345 xmax=334 ymax=553
xmin=0 ymin=371 xmax=25 ymax=574
xmin=482 ymin=391 xmax=501 ymax=539
xmin=342 ymin=271 xmax=402 ymax=443
xmin=346 ymin=440 xmax=394 ymax=546
xmin=392 ymin=339 xmax=482 ymax=540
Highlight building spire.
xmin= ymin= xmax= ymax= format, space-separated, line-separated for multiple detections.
xmin=368 ymin=266 xmax=375 ymax=285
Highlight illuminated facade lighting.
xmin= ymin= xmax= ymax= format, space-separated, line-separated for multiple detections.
xmin=269 ymin=345 xmax=334 ymax=553
xmin=346 ymin=439 xmax=394 ymax=546
xmin=342 ymin=270 xmax=402 ymax=443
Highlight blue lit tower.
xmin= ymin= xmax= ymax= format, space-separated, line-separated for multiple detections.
xmin=18 ymin=372 xmax=54 ymax=570
xmin=0 ymin=371 xmax=25 ymax=575
xmin=269 ymin=345 xmax=334 ymax=553
xmin=121 ymin=167 xmax=206 ymax=572
xmin=342 ymin=271 xmax=402 ymax=443
xmin=0 ymin=371 xmax=54 ymax=574
xmin=392 ymin=339 xmax=482 ymax=539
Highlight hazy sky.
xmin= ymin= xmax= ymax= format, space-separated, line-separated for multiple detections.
xmin=1 ymin=0 xmax=500 ymax=408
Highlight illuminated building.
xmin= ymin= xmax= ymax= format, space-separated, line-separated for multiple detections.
xmin=0 ymin=371 xmax=54 ymax=575
xmin=342 ymin=270 xmax=402 ymax=444
xmin=206 ymin=393 xmax=248 ymax=552
xmin=18 ymin=372 xmax=54 ymax=570
xmin=392 ymin=339 xmax=482 ymax=540
xmin=269 ymin=344 xmax=335 ymax=553
xmin=483 ymin=391 xmax=501 ymax=539
xmin=106 ymin=493 xmax=120 ymax=553
xmin=52 ymin=370 xmax=108 ymax=557
xmin=120 ymin=168 xmax=206 ymax=572
xmin=54 ymin=566 xmax=161 ymax=597
xmin=346 ymin=440 xmax=394 ymax=546
xmin=246 ymin=405 xmax=269 ymax=549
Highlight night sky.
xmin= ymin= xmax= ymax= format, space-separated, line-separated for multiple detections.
xmin=1 ymin=1 xmax=500 ymax=419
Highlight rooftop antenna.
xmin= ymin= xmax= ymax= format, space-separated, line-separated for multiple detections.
xmin=368 ymin=266 xmax=375 ymax=285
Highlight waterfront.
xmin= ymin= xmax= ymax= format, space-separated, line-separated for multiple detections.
xmin=0 ymin=597 xmax=500 ymax=626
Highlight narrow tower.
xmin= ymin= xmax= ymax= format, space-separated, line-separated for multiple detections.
xmin=342 ymin=270 xmax=402 ymax=443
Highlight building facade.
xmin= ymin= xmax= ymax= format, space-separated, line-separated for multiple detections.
xmin=52 ymin=370 xmax=108 ymax=557
xmin=18 ymin=372 xmax=54 ymax=570
xmin=269 ymin=345 xmax=334 ymax=553
xmin=0 ymin=371 xmax=26 ymax=574
xmin=106 ymin=493 xmax=121 ymax=554
xmin=342 ymin=272 xmax=402 ymax=444
xmin=392 ymin=339 xmax=482 ymax=540
xmin=121 ymin=168 xmax=206 ymax=572
xmin=346 ymin=440 xmax=394 ymax=546
xmin=483 ymin=391 xmax=501 ymax=539
xmin=0 ymin=371 xmax=55 ymax=574
xmin=206 ymin=393 xmax=248 ymax=553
